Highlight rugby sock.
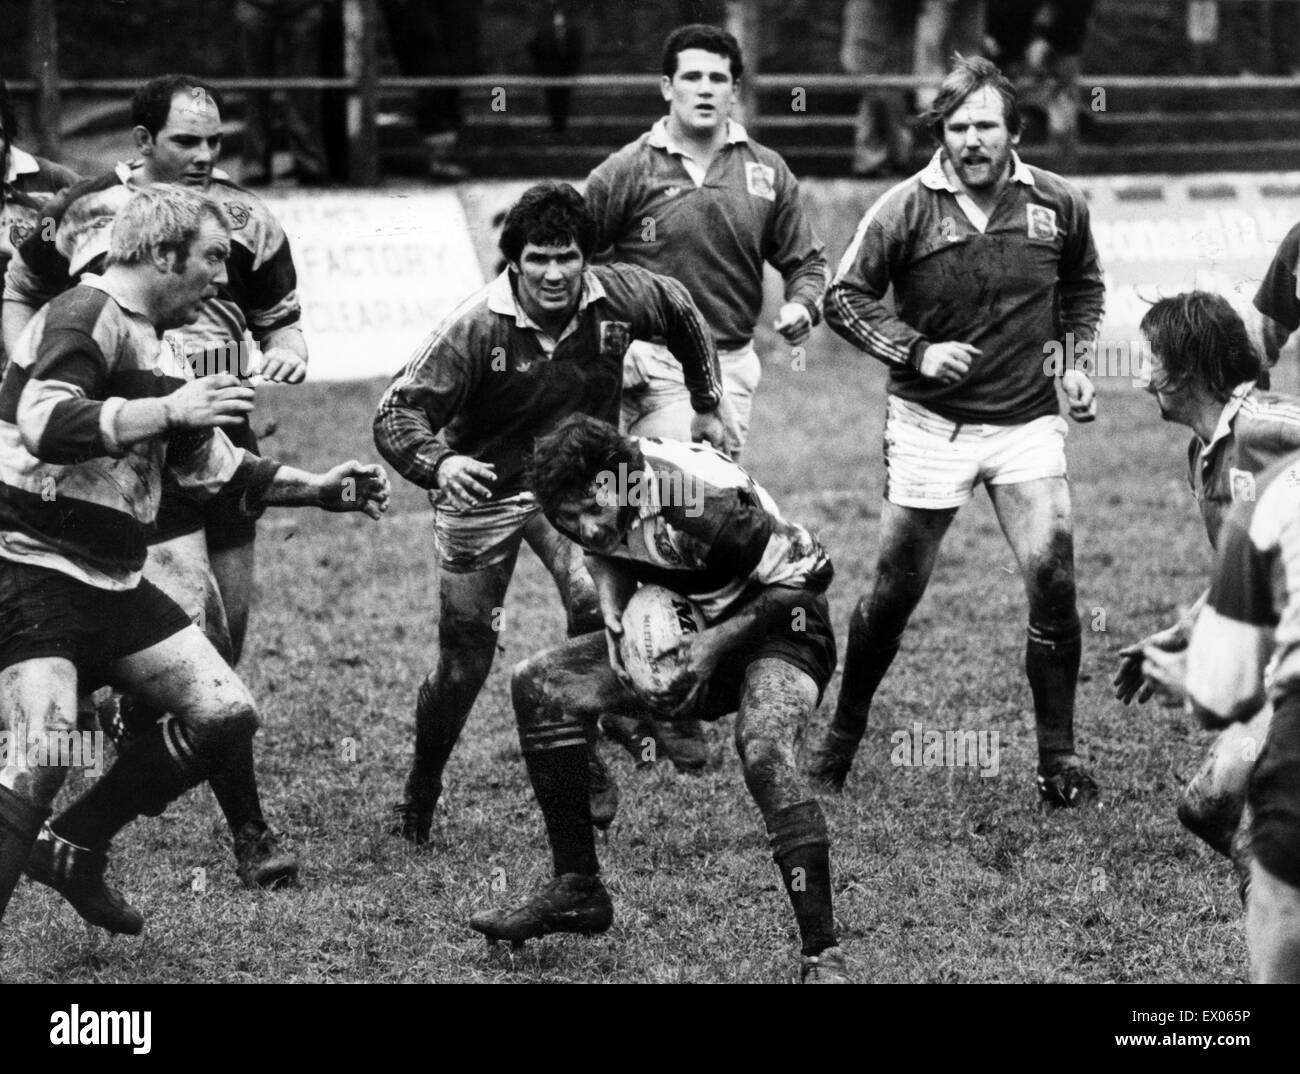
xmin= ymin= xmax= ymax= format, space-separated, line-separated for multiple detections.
xmin=410 ymin=677 xmax=461 ymax=790
xmin=767 ymin=800 xmax=837 ymax=957
xmin=1025 ymin=624 xmax=1083 ymax=768
xmin=208 ymin=738 xmax=267 ymax=833
xmin=522 ymin=744 xmax=598 ymax=876
xmin=51 ymin=715 xmax=208 ymax=849
xmin=829 ymin=613 xmax=903 ymax=748
xmin=0 ymin=784 xmax=50 ymax=922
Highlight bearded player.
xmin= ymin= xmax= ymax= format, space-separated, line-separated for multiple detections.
xmin=0 ymin=184 xmax=387 ymax=935
xmin=806 ymin=56 xmax=1105 ymax=806
xmin=1115 ymin=292 xmax=1300 ymax=896
xmin=2 ymin=74 xmax=307 ymax=886
xmin=468 ymin=413 xmax=849 ymax=984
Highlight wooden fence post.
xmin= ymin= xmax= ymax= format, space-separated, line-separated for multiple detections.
xmin=344 ymin=0 xmax=379 ymax=185
xmin=27 ymin=0 xmax=61 ymax=159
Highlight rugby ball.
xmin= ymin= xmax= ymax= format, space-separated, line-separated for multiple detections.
xmin=619 ymin=584 xmax=706 ymax=703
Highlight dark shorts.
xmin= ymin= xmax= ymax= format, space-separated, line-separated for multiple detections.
xmin=1249 ymin=690 xmax=1300 ymax=887
xmin=0 ymin=559 xmax=193 ymax=688
xmin=150 ymin=420 xmax=260 ymax=553
xmin=684 ymin=589 xmax=838 ymax=721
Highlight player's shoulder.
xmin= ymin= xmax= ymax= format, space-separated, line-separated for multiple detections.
xmin=639 ymin=436 xmax=749 ymax=492
xmin=41 ymin=280 xmax=123 ymax=346
xmin=733 ymin=132 xmax=793 ymax=173
xmin=1021 ymin=164 xmax=1089 ymax=209
xmin=1235 ymin=448 xmax=1300 ymax=546
xmin=590 ymin=260 xmax=673 ymax=299
xmin=1269 ymin=219 xmax=1300 ymax=263
xmin=587 ymin=132 xmax=656 ymax=181
xmin=207 ymin=175 xmax=288 ymax=246
xmin=1236 ymin=388 xmax=1300 ymax=449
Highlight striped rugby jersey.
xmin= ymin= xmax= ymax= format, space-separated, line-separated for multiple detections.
xmin=374 ymin=264 xmax=722 ymax=498
xmin=1187 ymin=450 xmax=1300 ymax=725
xmin=3 ymin=163 xmax=301 ymax=365
xmin=576 ymin=437 xmax=833 ymax=624
xmin=1189 ymin=383 xmax=1300 ymax=549
xmin=0 ymin=276 xmax=279 ymax=590
xmin=826 ymin=150 xmax=1105 ymax=425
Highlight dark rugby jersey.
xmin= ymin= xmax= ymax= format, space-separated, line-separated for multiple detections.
xmin=0 ymin=276 xmax=279 ymax=589
xmin=585 ymin=119 xmax=827 ymax=350
xmin=1188 ymin=450 xmax=1300 ymax=724
xmin=1254 ymin=219 xmax=1300 ymax=335
xmin=826 ymin=151 xmax=1105 ymax=424
xmin=373 ymin=265 xmax=722 ymax=498
xmin=1188 ymin=383 xmax=1300 ymax=549
xmin=3 ymin=163 xmax=301 ymax=365
xmin=569 ymin=437 xmax=833 ymax=624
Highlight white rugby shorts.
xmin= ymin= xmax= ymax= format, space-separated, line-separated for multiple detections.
xmin=620 ymin=340 xmax=760 ymax=454
xmin=883 ymin=396 xmax=1069 ymax=509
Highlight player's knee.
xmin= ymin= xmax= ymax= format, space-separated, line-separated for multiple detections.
xmin=565 ymin=586 xmax=602 ymax=637
xmin=1177 ymin=780 xmax=1239 ymax=857
xmin=1027 ymin=533 xmax=1078 ymax=619
xmin=187 ymin=691 xmax=258 ymax=755
xmin=510 ymin=655 xmax=553 ymax=724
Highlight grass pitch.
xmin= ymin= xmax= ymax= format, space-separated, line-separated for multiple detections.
xmin=0 ymin=322 xmax=1255 ymax=984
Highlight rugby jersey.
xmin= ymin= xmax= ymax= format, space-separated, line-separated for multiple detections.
xmin=373 ymin=264 xmax=722 ymax=497
xmin=1 ymin=146 xmax=78 ymax=292
xmin=1254 ymin=219 xmax=1300 ymax=335
xmin=585 ymin=119 xmax=828 ymax=349
xmin=3 ymin=163 xmax=301 ymax=365
xmin=0 ymin=276 xmax=280 ymax=590
xmin=826 ymin=150 xmax=1105 ymax=424
xmin=1187 ymin=450 xmax=1300 ymax=724
xmin=571 ymin=437 xmax=833 ymax=624
xmin=1188 ymin=383 xmax=1300 ymax=548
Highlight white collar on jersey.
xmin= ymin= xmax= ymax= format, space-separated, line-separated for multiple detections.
xmin=919 ymin=149 xmax=1035 ymax=193
xmin=1200 ymin=381 xmax=1257 ymax=457
xmin=486 ymin=267 xmax=607 ymax=328
xmin=78 ymin=272 xmax=153 ymax=321
xmin=647 ymin=116 xmax=749 ymax=155
xmin=4 ymin=146 xmax=40 ymax=183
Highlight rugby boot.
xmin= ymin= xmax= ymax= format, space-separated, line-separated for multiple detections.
xmin=800 ymin=946 xmax=852 ymax=983
xmin=389 ymin=772 xmax=442 ymax=845
xmin=654 ymin=718 xmax=710 ymax=773
xmin=1036 ymin=758 xmax=1100 ymax=809
xmin=233 ymin=821 xmax=299 ymax=888
xmin=470 ymin=873 xmax=613 ymax=947
xmin=805 ymin=728 xmax=861 ymax=793
xmin=588 ymin=751 xmax=619 ymax=831
xmin=24 ymin=828 xmax=144 ymax=935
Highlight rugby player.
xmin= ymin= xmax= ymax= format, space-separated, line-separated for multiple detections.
xmin=373 ymin=182 xmax=728 ymax=844
xmin=806 ymin=56 xmax=1105 ymax=805
xmin=468 ymin=413 xmax=849 ymax=984
xmin=0 ymin=184 xmax=388 ymax=934
xmin=1144 ymin=451 xmax=1300 ymax=982
xmin=584 ymin=23 xmax=827 ymax=770
xmin=2 ymin=74 xmax=308 ymax=886
xmin=1114 ymin=293 xmax=1296 ymax=888
xmin=0 ymin=76 xmax=78 ymax=370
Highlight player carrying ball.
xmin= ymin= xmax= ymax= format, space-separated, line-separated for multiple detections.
xmin=468 ymin=413 xmax=849 ymax=984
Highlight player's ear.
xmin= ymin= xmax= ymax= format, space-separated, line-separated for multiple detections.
xmin=660 ymin=75 xmax=673 ymax=104
xmin=133 ymin=126 xmax=154 ymax=156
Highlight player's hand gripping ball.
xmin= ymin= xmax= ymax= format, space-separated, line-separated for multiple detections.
xmin=619 ymin=584 xmax=706 ymax=709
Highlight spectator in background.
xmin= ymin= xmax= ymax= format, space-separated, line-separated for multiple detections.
xmin=840 ymin=0 xmax=985 ymax=177
xmin=0 ymin=76 xmax=78 ymax=370
xmin=236 ymin=0 xmax=332 ymax=185
xmin=378 ymin=0 xmax=483 ymax=180
xmin=985 ymin=0 xmax=1095 ymax=168
xmin=529 ymin=2 xmax=584 ymax=137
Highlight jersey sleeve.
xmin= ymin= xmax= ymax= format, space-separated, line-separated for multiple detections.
xmin=372 ymin=329 xmax=480 ymax=489
xmin=242 ymin=212 xmax=302 ymax=338
xmin=583 ymin=157 xmax=629 ymax=262
xmin=824 ymin=200 xmax=926 ymax=369
xmin=1057 ymin=189 xmax=1105 ymax=343
xmin=766 ymin=158 xmax=828 ymax=324
xmin=16 ymin=319 xmax=116 ymax=464
xmin=1255 ymin=222 xmax=1300 ymax=334
xmin=625 ymin=268 xmax=723 ymax=412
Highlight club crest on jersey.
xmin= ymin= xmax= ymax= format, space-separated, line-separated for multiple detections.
xmin=224 ymin=202 xmax=251 ymax=230
xmin=8 ymin=221 xmax=33 ymax=250
xmin=599 ymin=320 xmax=631 ymax=357
xmin=1026 ymin=204 xmax=1058 ymax=241
xmin=1230 ymin=467 xmax=1256 ymax=503
xmin=745 ymin=162 xmax=776 ymax=202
